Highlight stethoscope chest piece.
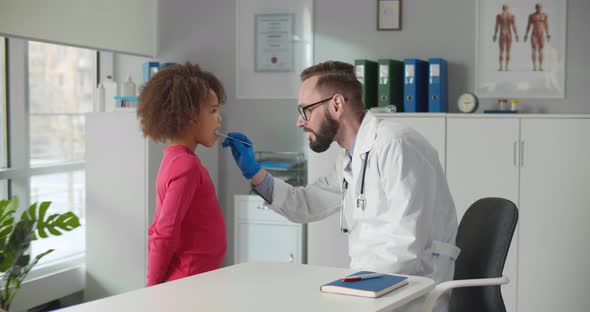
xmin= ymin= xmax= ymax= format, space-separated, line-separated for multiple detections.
xmin=356 ymin=193 xmax=367 ymax=210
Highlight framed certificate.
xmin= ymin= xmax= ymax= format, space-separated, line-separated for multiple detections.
xmin=236 ymin=0 xmax=313 ymax=99
xmin=255 ymin=13 xmax=294 ymax=72
xmin=378 ymin=0 xmax=402 ymax=31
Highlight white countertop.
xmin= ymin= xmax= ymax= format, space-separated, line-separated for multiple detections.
xmin=61 ymin=262 xmax=435 ymax=312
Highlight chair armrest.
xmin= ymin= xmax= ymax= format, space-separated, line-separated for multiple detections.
xmin=422 ymin=275 xmax=509 ymax=312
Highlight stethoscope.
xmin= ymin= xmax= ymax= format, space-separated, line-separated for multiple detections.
xmin=339 ymin=151 xmax=369 ymax=233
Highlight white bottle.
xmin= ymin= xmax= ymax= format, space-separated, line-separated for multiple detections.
xmin=94 ymin=83 xmax=106 ymax=112
xmin=103 ymin=75 xmax=117 ymax=112
xmin=121 ymin=74 xmax=137 ymax=97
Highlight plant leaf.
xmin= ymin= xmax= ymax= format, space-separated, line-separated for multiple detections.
xmin=38 ymin=202 xmax=50 ymax=225
xmin=5 ymin=196 xmax=18 ymax=215
xmin=30 ymin=203 xmax=81 ymax=240
xmin=22 ymin=202 xmax=38 ymax=222
xmin=1 ymin=219 xmax=35 ymax=274
xmin=0 ymin=217 xmax=14 ymax=240
xmin=5 ymin=249 xmax=54 ymax=309
xmin=0 ymin=198 xmax=17 ymax=244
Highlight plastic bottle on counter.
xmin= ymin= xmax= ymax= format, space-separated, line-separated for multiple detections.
xmin=509 ymin=99 xmax=520 ymax=112
xmin=94 ymin=83 xmax=106 ymax=112
xmin=121 ymin=75 xmax=137 ymax=97
xmin=103 ymin=75 xmax=117 ymax=112
xmin=498 ymin=98 xmax=508 ymax=111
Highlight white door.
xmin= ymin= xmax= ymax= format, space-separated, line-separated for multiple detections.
xmin=237 ymin=223 xmax=300 ymax=264
xmin=446 ymin=117 xmax=520 ymax=312
xmin=518 ymin=118 xmax=590 ymax=312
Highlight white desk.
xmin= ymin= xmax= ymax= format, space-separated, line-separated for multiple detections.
xmin=61 ymin=262 xmax=434 ymax=312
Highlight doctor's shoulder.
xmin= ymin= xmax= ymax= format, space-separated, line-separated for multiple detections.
xmin=375 ymin=121 xmax=437 ymax=157
xmin=375 ymin=120 xmax=419 ymax=142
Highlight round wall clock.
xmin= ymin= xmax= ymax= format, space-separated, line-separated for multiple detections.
xmin=457 ymin=93 xmax=479 ymax=113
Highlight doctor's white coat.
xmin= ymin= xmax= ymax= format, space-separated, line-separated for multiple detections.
xmin=268 ymin=111 xmax=460 ymax=311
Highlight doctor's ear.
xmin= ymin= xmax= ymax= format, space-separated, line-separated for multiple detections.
xmin=331 ymin=94 xmax=347 ymax=114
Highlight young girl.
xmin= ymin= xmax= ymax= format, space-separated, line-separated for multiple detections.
xmin=137 ymin=62 xmax=227 ymax=286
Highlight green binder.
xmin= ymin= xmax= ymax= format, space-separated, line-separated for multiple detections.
xmin=377 ymin=59 xmax=404 ymax=111
xmin=354 ymin=59 xmax=378 ymax=109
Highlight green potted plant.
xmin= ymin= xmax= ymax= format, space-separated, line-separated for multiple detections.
xmin=0 ymin=196 xmax=80 ymax=311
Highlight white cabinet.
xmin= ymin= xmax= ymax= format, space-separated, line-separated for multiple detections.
xmin=447 ymin=116 xmax=590 ymax=312
xmin=517 ymin=119 xmax=590 ymax=312
xmin=85 ymin=112 xmax=165 ymax=301
xmin=307 ymin=114 xmax=447 ymax=268
xmin=446 ymin=117 xmax=520 ymax=312
xmin=86 ymin=112 xmax=219 ymax=301
xmin=307 ymin=114 xmax=590 ymax=312
xmin=234 ymin=195 xmax=305 ymax=264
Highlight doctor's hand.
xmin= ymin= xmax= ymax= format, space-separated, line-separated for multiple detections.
xmin=221 ymin=132 xmax=261 ymax=179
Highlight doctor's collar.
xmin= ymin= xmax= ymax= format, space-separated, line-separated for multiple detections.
xmin=347 ymin=139 xmax=356 ymax=160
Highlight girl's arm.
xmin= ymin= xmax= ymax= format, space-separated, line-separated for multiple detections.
xmin=147 ymin=157 xmax=201 ymax=286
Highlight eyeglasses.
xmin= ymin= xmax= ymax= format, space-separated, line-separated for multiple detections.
xmin=297 ymin=96 xmax=333 ymax=121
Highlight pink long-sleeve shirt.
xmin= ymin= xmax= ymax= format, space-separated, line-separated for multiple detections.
xmin=146 ymin=144 xmax=227 ymax=286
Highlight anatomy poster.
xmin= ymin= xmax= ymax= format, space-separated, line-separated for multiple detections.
xmin=476 ymin=0 xmax=566 ymax=98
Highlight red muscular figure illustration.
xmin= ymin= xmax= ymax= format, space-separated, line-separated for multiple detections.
xmin=493 ymin=5 xmax=519 ymax=71
xmin=524 ymin=3 xmax=551 ymax=71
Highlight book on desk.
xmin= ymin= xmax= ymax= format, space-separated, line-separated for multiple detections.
xmin=320 ymin=271 xmax=409 ymax=298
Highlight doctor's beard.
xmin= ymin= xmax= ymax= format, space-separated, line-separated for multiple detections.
xmin=309 ymin=109 xmax=339 ymax=153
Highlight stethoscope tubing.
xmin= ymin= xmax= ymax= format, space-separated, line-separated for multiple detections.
xmin=340 ymin=151 xmax=369 ymax=233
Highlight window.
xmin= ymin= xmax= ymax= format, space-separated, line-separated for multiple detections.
xmin=28 ymin=41 xmax=95 ymax=265
xmin=0 ymin=39 xmax=97 ymax=267
xmin=28 ymin=41 xmax=94 ymax=166
xmin=0 ymin=37 xmax=6 ymax=199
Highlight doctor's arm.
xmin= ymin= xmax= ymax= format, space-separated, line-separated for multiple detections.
xmin=378 ymin=139 xmax=435 ymax=275
xmin=268 ymin=167 xmax=341 ymax=223
xmin=222 ymin=132 xmax=341 ymax=223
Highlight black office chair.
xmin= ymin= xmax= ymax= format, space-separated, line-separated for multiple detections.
xmin=422 ymin=197 xmax=519 ymax=312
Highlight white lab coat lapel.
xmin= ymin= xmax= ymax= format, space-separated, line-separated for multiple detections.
xmin=350 ymin=112 xmax=379 ymax=198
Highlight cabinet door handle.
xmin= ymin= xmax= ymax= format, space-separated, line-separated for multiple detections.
xmin=520 ymin=141 xmax=525 ymax=167
xmin=513 ymin=141 xmax=518 ymax=166
xmin=256 ymin=205 xmax=269 ymax=210
xmin=289 ymin=253 xmax=294 ymax=263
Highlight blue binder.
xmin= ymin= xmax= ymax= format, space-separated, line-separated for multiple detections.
xmin=142 ymin=62 xmax=160 ymax=83
xmin=403 ymin=59 xmax=428 ymax=112
xmin=428 ymin=58 xmax=448 ymax=112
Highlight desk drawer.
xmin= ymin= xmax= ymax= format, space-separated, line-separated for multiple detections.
xmin=235 ymin=195 xmax=288 ymax=223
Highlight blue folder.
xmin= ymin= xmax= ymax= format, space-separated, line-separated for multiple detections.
xmin=403 ymin=59 xmax=429 ymax=112
xmin=320 ymin=271 xmax=409 ymax=298
xmin=428 ymin=58 xmax=448 ymax=112
xmin=142 ymin=62 xmax=160 ymax=83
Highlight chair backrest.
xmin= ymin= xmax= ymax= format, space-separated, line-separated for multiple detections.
xmin=449 ymin=197 xmax=519 ymax=312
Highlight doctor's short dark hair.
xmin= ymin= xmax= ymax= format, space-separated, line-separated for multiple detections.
xmin=137 ymin=61 xmax=226 ymax=142
xmin=300 ymin=61 xmax=363 ymax=111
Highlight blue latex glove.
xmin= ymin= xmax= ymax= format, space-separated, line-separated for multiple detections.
xmin=221 ymin=132 xmax=261 ymax=179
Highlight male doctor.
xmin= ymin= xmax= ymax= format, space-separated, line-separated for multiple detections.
xmin=223 ymin=61 xmax=459 ymax=312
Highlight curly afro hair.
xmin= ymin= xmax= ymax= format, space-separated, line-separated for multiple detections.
xmin=137 ymin=62 xmax=226 ymax=142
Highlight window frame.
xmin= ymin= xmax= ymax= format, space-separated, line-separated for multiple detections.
xmin=0 ymin=37 xmax=104 ymax=310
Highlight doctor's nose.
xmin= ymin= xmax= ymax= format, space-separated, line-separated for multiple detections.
xmin=296 ymin=114 xmax=306 ymax=128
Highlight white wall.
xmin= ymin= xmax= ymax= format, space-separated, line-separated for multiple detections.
xmin=112 ymin=0 xmax=590 ymax=266
xmin=313 ymin=0 xmax=590 ymax=113
xmin=0 ymin=0 xmax=158 ymax=57
xmin=113 ymin=0 xmax=304 ymax=266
